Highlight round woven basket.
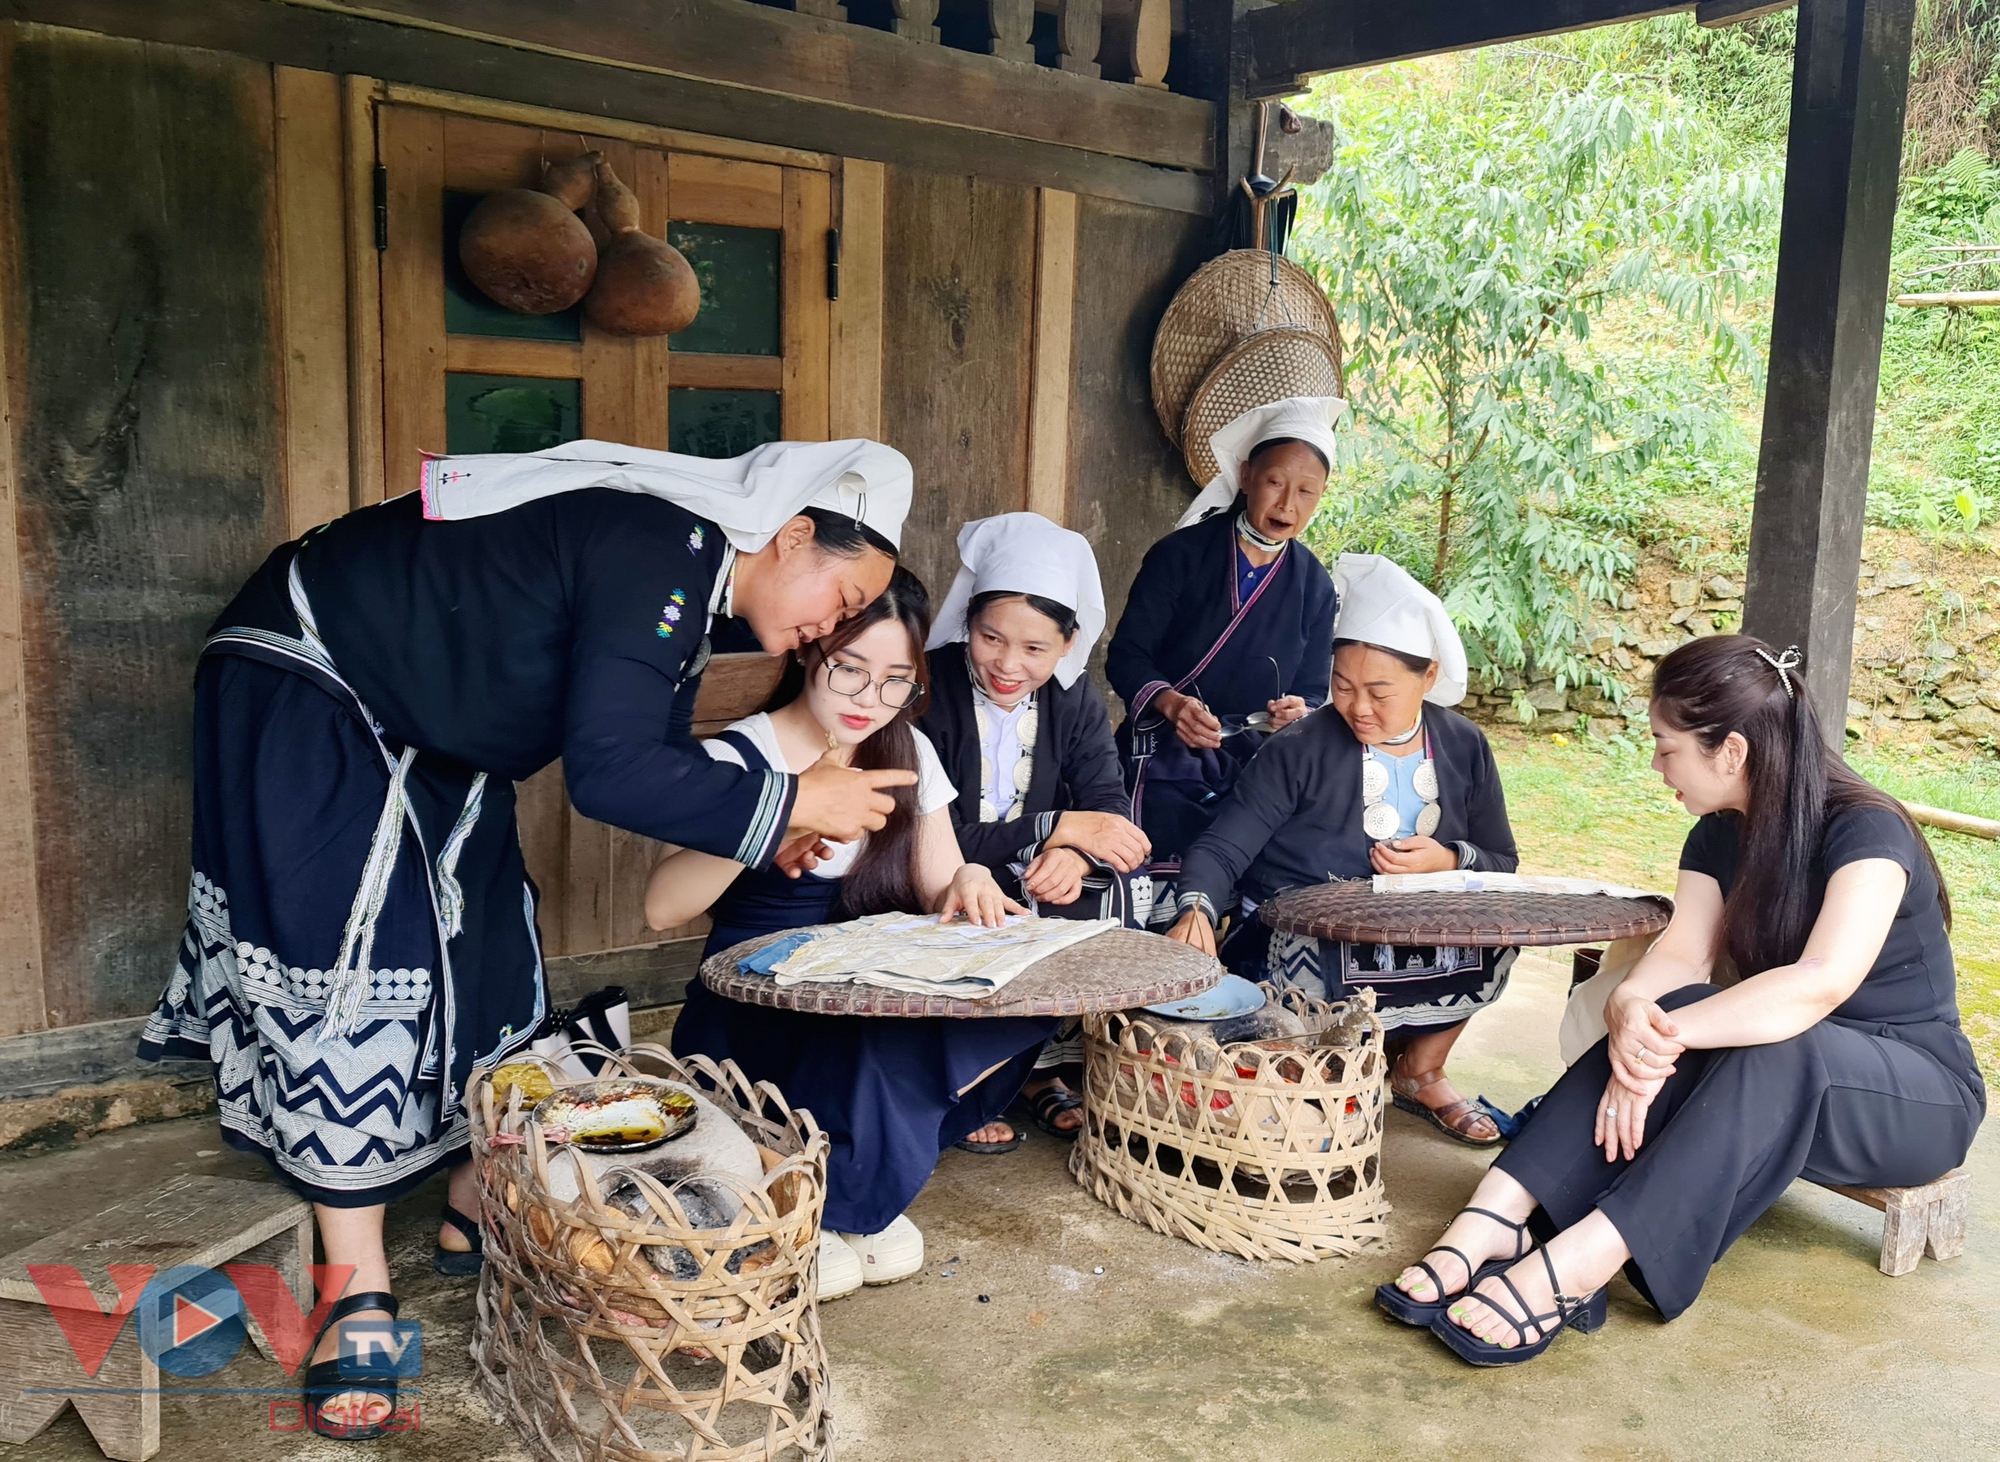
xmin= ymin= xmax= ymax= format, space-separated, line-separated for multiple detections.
xmin=470 ymin=1045 xmax=832 ymax=1462
xmin=1179 ymin=327 xmax=1346 ymax=487
xmin=1069 ymin=987 xmax=1389 ymax=1264
xmin=1151 ymin=249 xmax=1341 ymax=447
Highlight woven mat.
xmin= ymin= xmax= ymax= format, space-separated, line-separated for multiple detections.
xmin=1258 ymin=881 xmax=1672 ymax=948
xmin=701 ymin=927 xmax=1219 ymax=1018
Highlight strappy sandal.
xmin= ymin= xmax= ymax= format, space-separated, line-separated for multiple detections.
xmin=954 ymin=1122 xmax=1024 ymax=1155
xmin=1390 ymin=1067 xmax=1504 ymax=1147
xmin=1430 ymin=1248 xmax=1608 ymax=1367
xmin=1374 ymin=1206 xmax=1533 ymax=1327
xmin=302 ymin=1290 xmax=402 ymax=1440
xmin=433 ymin=1201 xmax=484 ymax=1277
xmin=1025 ymin=1083 xmax=1085 ymax=1142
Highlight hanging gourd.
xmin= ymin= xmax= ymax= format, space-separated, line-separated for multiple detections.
xmin=582 ymin=157 xmax=701 ymax=337
xmin=458 ymin=150 xmax=602 ymax=315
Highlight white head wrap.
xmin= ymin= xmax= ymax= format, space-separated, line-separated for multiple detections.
xmin=1174 ymin=395 xmax=1345 ymax=530
xmin=418 ymin=437 xmax=912 ymax=553
xmin=1332 ymin=553 xmax=1469 ymax=707
xmin=926 ymin=513 xmax=1106 ymax=689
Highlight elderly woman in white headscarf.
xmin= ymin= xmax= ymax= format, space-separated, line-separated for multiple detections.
xmin=1104 ymin=397 xmax=1343 ymax=911
xmin=1167 ymin=554 xmax=1520 ymax=1146
xmin=917 ymin=513 xmax=1150 ymax=1142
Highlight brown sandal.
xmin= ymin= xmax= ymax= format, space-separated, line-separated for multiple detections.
xmin=1390 ymin=1067 xmax=1503 ymax=1147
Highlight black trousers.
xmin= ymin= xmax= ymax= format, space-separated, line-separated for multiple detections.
xmin=1497 ymin=985 xmax=1983 ymax=1320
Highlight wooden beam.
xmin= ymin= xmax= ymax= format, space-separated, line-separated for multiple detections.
xmin=0 ymin=31 xmax=47 ymax=1039
xmin=1027 ymin=187 xmax=1079 ymax=524
xmin=781 ymin=166 xmax=833 ymax=443
xmin=1 ymin=0 xmax=1209 ymax=213
xmin=288 ymin=0 xmax=1210 ymax=170
xmin=274 ymin=66 xmax=352 ymax=536
xmin=1743 ymin=0 xmax=1917 ymax=742
xmin=1244 ymin=0 xmax=1696 ymax=94
xmin=1894 ymin=289 xmax=2000 ymax=308
xmin=829 ymin=158 xmax=886 ymax=441
xmin=1697 ymin=0 xmax=1798 ymax=26
xmin=343 ymin=74 xmax=385 ymax=506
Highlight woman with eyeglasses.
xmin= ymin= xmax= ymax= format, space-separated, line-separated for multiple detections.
xmin=649 ymin=567 xmax=1055 ymax=1297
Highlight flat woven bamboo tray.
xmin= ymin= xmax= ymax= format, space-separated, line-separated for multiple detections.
xmin=1258 ymin=880 xmax=1673 ymax=948
xmin=1151 ymin=249 xmax=1342 ymax=447
xmin=701 ymin=926 xmax=1220 ymax=1018
xmin=1070 ymin=987 xmax=1388 ymax=1263
xmin=1180 ymin=326 xmax=1345 ymax=487
xmin=470 ymin=1044 xmax=832 ymax=1462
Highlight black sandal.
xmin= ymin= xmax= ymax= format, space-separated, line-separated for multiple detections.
xmin=302 ymin=1290 xmax=402 ymax=1440
xmin=1429 ymin=1248 xmax=1607 ymax=1366
xmin=1374 ymin=1206 xmax=1532 ymax=1327
xmin=433 ymin=1200 xmax=484 ymax=1277
xmin=1026 ymin=1083 xmax=1085 ymax=1142
xmin=954 ymin=1122 xmax=1025 ymax=1155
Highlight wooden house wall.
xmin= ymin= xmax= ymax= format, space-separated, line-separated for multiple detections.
xmin=0 ymin=24 xmax=1218 ymax=1044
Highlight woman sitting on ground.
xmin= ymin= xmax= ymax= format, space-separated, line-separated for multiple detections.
xmin=1383 ymin=634 xmax=1986 ymax=1366
xmin=918 ymin=513 xmax=1151 ymax=1141
xmin=1166 ymin=554 xmax=1518 ymax=1145
xmin=649 ymin=567 xmax=1054 ymax=1297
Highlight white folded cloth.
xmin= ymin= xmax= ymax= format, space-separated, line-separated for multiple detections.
xmin=1371 ymin=870 xmax=1662 ymax=901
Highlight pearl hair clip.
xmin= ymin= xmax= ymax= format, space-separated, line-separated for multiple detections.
xmin=1755 ymin=644 xmax=1802 ymax=699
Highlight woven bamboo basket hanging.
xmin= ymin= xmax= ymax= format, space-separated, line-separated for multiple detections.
xmin=1179 ymin=327 xmax=1345 ymax=488
xmin=1150 ymin=249 xmax=1342 ymax=449
xmin=1070 ymin=988 xmax=1389 ymax=1264
xmin=469 ymin=1044 xmax=833 ymax=1462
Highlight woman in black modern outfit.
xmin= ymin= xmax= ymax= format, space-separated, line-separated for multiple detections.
xmin=1379 ymin=634 xmax=1985 ymax=1366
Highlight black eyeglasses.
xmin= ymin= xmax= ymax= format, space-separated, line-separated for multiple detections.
xmin=824 ymin=661 xmax=922 ymax=710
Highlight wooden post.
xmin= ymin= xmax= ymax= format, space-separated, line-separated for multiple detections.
xmin=1742 ymin=0 xmax=1916 ymax=742
xmin=988 ymin=0 xmax=1036 ymax=63
xmin=1056 ymin=0 xmax=1104 ymax=77
xmin=1027 ymin=188 xmax=1078 ymax=524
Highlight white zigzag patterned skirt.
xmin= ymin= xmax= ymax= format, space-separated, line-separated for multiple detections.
xmin=1264 ymin=928 xmax=1517 ymax=1032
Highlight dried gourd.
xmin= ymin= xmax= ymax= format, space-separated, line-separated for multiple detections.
xmin=583 ymin=157 xmax=700 ymax=336
xmin=458 ymin=149 xmax=602 ymax=314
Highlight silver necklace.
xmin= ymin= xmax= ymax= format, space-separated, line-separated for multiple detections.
xmin=1361 ymin=721 xmax=1439 ymax=841
xmin=1234 ymin=512 xmax=1286 ymax=553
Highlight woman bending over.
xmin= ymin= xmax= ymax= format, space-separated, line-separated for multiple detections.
xmin=648 ymin=568 xmax=1052 ymax=1295
xmin=1382 ymin=634 xmax=1985 ymax=1365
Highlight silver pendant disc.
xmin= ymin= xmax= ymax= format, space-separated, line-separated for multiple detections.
xmin=1412 ymin=759 xmax=1439 ymax=801
xmin=1415 ymin=803 xmax=1442 ymax=837
xmin=1361 ymin=757 xmax=1390 ymax=800
xmin=1363 ymin=802 xmax=1401 ymax=840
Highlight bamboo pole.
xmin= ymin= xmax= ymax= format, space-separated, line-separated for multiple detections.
xmin=1894 ymin=290 xmax=2000 ymax=308
xmin=1904 ymin=802 xmax=2000 ymax=841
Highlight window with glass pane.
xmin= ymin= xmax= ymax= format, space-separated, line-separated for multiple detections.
xmin=670 ymin=389 xmax=781 ymax=458
xmin=447 ymin=374 xmax=582 ymax=454
xmin=443 ymin=190 xmax=584 ymax=341
xmin=668 ymin=224 xmax=780 ymax=356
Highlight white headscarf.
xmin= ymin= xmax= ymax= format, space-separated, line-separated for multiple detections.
xmin=1174 ymin=395 xmax=1345 ymax=530
xmin=926 ymin=513 xmax=1106 ymax=688
xmin=418 ymin=437 xmax=912 ymax=553
xmin=1332 ymin=553 xmax=1469 ymax=707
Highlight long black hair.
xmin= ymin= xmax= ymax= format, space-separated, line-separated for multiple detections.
xmin=763 ymin=564 xmax=932 ymax=920
xmin=1651 ymin=634 xmax=1949 ymax=977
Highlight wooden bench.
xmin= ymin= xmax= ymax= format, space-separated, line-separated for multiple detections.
xmin=0 ymin=1174 xmax=312 ymax=1461
xmin=1817 ymin=1169 xmax=1971 ymax=1277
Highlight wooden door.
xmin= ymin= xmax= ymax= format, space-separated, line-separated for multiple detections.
xmin=373 ymin=103 xmax=831 ymax=960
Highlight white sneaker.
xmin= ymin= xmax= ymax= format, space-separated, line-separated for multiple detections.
xmin=835 ymin=1214 xmax=925 ymax=1285
xmin=816 ymin=1231 xmax=864 ymax=1301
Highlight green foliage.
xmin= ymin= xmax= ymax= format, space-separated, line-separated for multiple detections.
xmin=1293 ymin=62 xmax=1779 ymax=700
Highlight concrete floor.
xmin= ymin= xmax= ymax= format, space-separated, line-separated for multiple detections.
xmin=4 ymin=954 xmax=1996 ymax=1461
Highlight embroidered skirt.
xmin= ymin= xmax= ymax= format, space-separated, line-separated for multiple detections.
xmin=1224 ymin=921 xmax=1514 ymax=1033
xmin=138 ymin=653 xmax=544 ymax=1206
